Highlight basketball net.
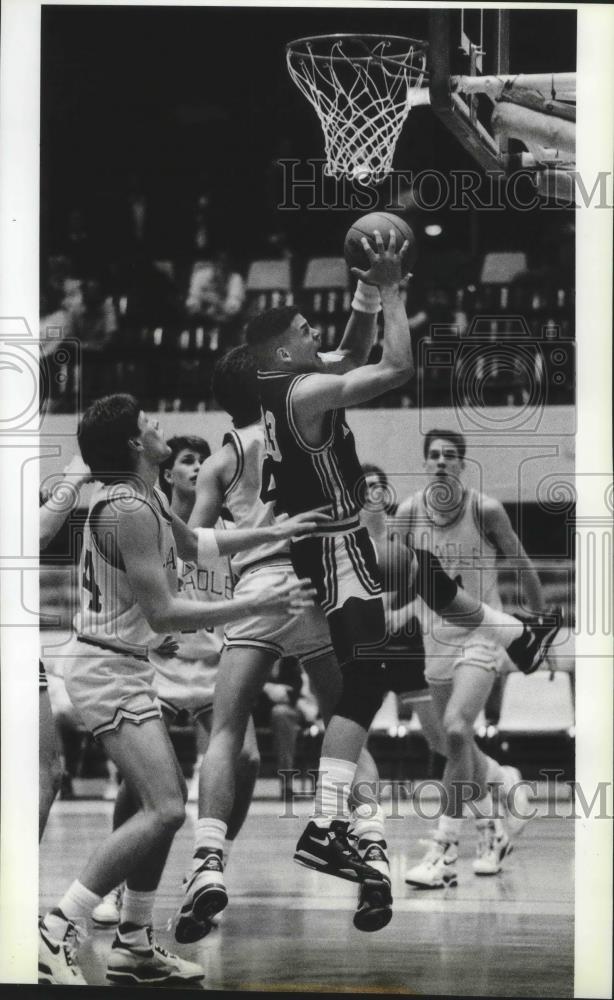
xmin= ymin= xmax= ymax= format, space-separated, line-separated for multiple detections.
xmin=287 ymin=35 xmax=427 ymax=185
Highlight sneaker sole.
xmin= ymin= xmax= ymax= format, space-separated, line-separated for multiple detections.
xmin=107 ymin=970 xmax=204 ymax=985
xmin=353 ymin=880 xmax=393 ymax=933
xmin=405 ymin=873 xmax=458 ymax=889
xmin=175 ymin=885 xmax=228 ymax=945
xmin=91 ymin=915 xmax=120 ymax=927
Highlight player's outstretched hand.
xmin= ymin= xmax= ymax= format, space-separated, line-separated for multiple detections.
xmin=351 ymin=229 xmax=412 ymax=290
xmin=253 ymin=575 xmax=316 ymax=617
xmin=152 ymin=634 xmax=180 ymax=660
xmin=274 ymin=506 xmax=333 ymax=539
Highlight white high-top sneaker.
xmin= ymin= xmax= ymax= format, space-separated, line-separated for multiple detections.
xmin=405 ymin=835 xmax=459 ymax=889
xmin=473 ymin=821 xmax=511 ymax=875
xmin=106 ymin=924 xmax=204 ymax=985
xmin=39 ymin=914 xmax=88 ymax=985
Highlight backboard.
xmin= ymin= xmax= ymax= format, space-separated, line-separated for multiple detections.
xmin=428 ymin=9 xmax=576 ymax=180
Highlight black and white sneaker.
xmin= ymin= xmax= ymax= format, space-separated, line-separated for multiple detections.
xmin=508 ymin=607 xmax=563 ymax=674
xmin=294 ymin=820 xmax=387 ymax=884
xmin=353 ymin=839 xmax=393 ymax=932
xmin=38 ymin=914 xmax=87 ymax=985
xmin=106 ymin=923 xmax=204 ymax=985
xmin=174 ymin=849 xmax=227 ymax=944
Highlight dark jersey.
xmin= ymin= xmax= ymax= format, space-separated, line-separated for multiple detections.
xmin=258 ymin=370 xmax=364 ymax=527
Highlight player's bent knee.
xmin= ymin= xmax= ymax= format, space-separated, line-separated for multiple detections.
xmin=335 ymin=661 xmax=388 ymax=730
xmin=443 ymin=715 xmax=473 ymax=750
xmin=153 ymin=797 xmax=186 ymax=833
xmin=239 ymin=746 xmax=260 ymax=777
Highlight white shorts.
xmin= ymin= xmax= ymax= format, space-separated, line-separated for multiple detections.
xmin=63 ymin=636 xmax=162 ymax=739
xmin=153 ymin=657 xmax=218 ymax=721
xmin=224 ymin=560 xmax=333 ymax=665
xmin=424 ymin=635 xmax=508 ymax=685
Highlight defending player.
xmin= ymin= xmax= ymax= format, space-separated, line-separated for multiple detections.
xmin=38 ymin=393 xmax=321 ymax=986
xmin=90 ymin=434 xmax=260 ymax=927
xmin=177 ymin=344 xmax=393 ymax=939
xmin=399 ymin=430 xmax=542 ymax=886
xmin=246 ymin=230 xmax=561 ymax=890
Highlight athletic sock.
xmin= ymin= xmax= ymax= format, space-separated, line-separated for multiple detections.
xmin=44 ymin=881 xmax=101 ymax=936
xmin=473 ymin=793 xmax=504 ymax=834
xmin=350 ymin=802 xmax=386 ymax=842
xmin=474 ymin=604 xmax=523 ymax=647
xmin=313 ymin=757 xmax=357 ymax=827
xmin=436 ymin=815 xmax=465 ymax=844
xmin=120 ymin=888 xmax=155 ymax=928
xmin=193 ymin=817 xmax=227 ymax=869
xmin=350 ymin=802 xmax=389 ymax=878
xmin=485 ymin=755 xmax=508 ymax=805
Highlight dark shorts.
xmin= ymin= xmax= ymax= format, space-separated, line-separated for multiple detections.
xmin=292 ymin=527 xmax=386 ymax=667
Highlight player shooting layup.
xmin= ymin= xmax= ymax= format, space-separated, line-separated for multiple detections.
xmin=247 ymin=230 xmax=561 ymax=899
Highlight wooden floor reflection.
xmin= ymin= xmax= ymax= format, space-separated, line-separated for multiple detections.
xmin=40 ymin=799 xmax=573 ymax=996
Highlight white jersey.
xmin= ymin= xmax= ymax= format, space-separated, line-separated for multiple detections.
xmin=75 ymin=483 xmax=177 ymax=657
xmin=223 ymin=421 xmax=288 ymax=576
xmin=172 ymin=519 xmax=234 ymax=664
xmin=401 ymin=487 xmax=502 ymax=650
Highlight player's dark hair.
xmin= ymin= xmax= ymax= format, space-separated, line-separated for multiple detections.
xmin=212 ymin=345 xmax=261 ymax=427
xmin=244 ymin=305 xmax=300 ymax=362
xmin=423 ymin=429 xmax=466 ymax=462
xmin=77 ymin=393 xmax=142 ymax=482
xmin=158 ymin=435 xmax=211 ymax=499
xmin=360 ymin=463 xmax=397 ymax=515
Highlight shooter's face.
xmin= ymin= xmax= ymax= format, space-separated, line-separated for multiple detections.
xmin=137 ymin=411 xmax=172 ymax=464
xmin=424 ymin=438 xmax=464 ymax=484
xmin=165 ymin=448 xmax=205 ymax=498
xmin=277 ymin=314 xmax=323 ymax=371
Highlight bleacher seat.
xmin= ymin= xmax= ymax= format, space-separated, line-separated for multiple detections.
xmin=302 ymin=256 xmax=351 ymax=350
xmin=480 ymin=252 xmax=528 ymax=284
xmin=303 ymin=257 xmax=349 ymax=290
xmin=495 ymin=670 xmax=575 ymax=781
xmin=498 ymin=671 xmax=574 ymax=735
xmin=246 ymin=259 xmax=293 ymax=311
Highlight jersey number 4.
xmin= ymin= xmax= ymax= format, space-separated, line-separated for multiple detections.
xmin=259 ymin=456 xmax=279 ymax=505
xmin=83 ymin=549 xmax=102 ymax=612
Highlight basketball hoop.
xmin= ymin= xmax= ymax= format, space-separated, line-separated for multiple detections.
xmin=286 ymin=34 xmax=428 ymax=185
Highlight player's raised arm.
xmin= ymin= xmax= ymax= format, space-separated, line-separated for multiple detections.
xmin=40 ymin=454 xmax=92 ymax=551
xmin=118 ymin=500 xmax=315 ymax=632
xmin=189 ymin=445 xmax=235 ymax=530
xmin=175 ymin=445 xmax=332 ymax=562
xmin=292 ymin=230 xmax=414 ymax=416
xmin=319 ymin=295 xmax=379 ymax=373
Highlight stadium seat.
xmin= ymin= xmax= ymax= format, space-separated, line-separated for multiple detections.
xmin=498 ymin=671 xmax=574 ymax=735
xmin=246 ymin=259 xmax=293 ymax=311
xmin=480 ymin=252 xmax=528 ymax=284
xmin=303 ymin=256 xmax=349 ymax=290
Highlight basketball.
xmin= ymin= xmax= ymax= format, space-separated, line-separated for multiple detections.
xmin=344 ymin=212 xmax=417 ymax=273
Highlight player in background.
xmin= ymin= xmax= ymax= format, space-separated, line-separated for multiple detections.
xmin=90 ymin=434 xmax=260 ymax=928
xmin=398 ymin=430 xmax=542 ymax=886
xmin=39 ymin=454 xmax=92 ymax=841
xmin=247 ymin=230 xmax=561 ymax=894
xmin=358 ymin=464 xmax=438 ymax=735
xmin=38 ymin=393 xmax=321 ymax=987
xmin=178 ymin=342 xmax=393 ymax=939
